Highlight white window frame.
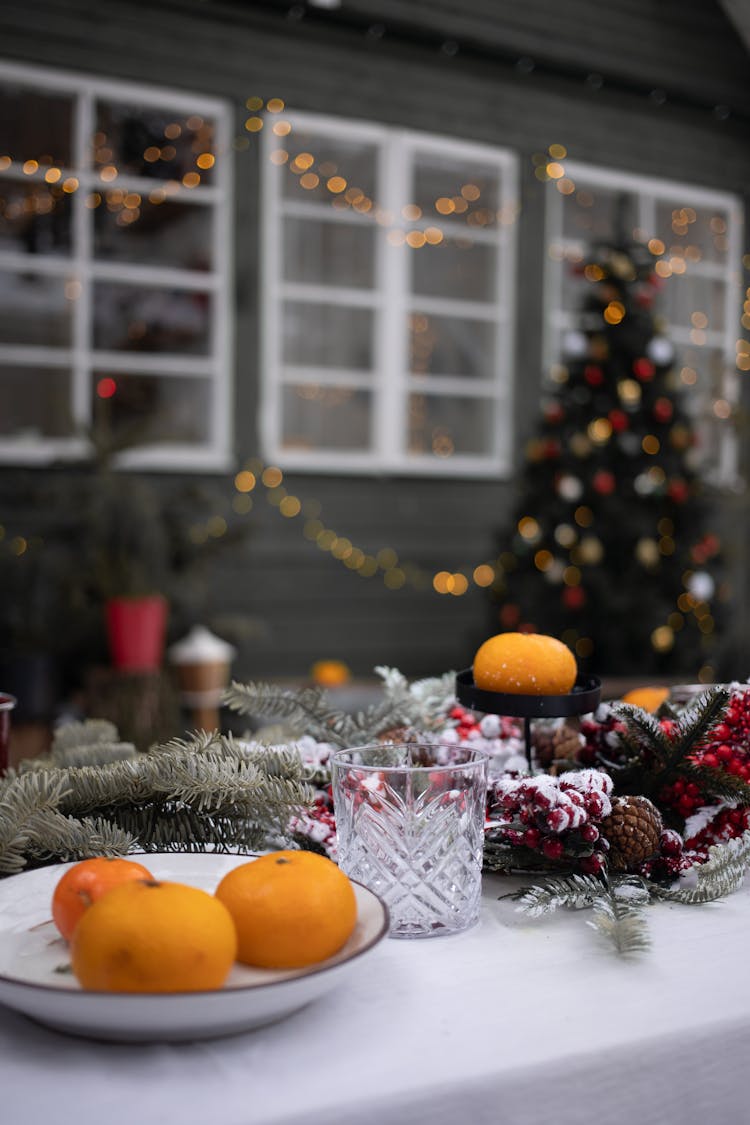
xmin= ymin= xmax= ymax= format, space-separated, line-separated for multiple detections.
xmin=543 ymin=160 xmax=743 ymax=486
xmin=0 ymin=59 xmax=234 ymax=472
xmin=261 ymin=111 xmax=518 ymax=478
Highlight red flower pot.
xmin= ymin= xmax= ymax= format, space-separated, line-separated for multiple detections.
xmin=106 ymin=595 xmax=168 ymax=672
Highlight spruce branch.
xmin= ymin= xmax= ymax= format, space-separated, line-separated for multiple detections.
xmin=586 ymin=885 xmax=651 ymax=956
xmin=608 ymin=703 xmax=672 ymax=767
xmin=223 ymin=678 xmax=414 ymax=747
xmin=647 ymin=829 xmax=750 ymax=904
xmin=509 ymin=873 xmax=605 ymax=916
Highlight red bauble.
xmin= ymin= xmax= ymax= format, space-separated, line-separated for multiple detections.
xmin=608 ymin=409 xmax=629 ymax=432
xmin=633 ymin=358 xmax=655 ymax=380
xmin=584 ymin=365 xmax=604 ymax=386
xmin=593 ymin=469 xmax=616 ymax=495
xmin=667 ymin=478 xmax=689 ymax=503
xmin=500 ymin=603 xmax=521 ymax=628
xmin=562 ymin=586 xmax=586 ymax=610
xmin=653 ymin=397 xmax=674 ymax=423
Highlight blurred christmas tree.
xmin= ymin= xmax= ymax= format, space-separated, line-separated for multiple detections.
xmin=493 ymin=238 xmax=728 ymax=678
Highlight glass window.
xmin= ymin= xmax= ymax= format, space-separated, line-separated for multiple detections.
xmin=544 ymin=162 xmax=742 ymax=485
xmin=0 ymin=61 xmax=232 ymax=470
xmin=262 ymin=114 xmax=518 ymax=477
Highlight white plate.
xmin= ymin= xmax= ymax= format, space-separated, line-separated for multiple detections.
xmin=0 ymin=852 xmax=389 ymax=1042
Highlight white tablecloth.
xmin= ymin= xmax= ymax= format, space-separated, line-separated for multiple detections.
xmin=3 ymin=871 xmax=750 ymax=1125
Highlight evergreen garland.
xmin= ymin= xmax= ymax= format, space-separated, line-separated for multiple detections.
xmin=0 ymin=721 xmax=313 ymax=876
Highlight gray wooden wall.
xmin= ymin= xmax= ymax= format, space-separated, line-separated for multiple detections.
xmin=1 ymin=0 xmax=749 ymax=682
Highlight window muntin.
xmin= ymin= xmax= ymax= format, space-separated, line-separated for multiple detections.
xmin=0 ymin=60 xmax=232 ymax=469
xmin=544 ymin=161 xmax=743 ymax=486
xmin=262 ymin=113 xmax=518 ymax=477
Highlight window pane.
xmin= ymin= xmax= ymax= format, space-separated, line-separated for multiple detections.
xmin=412 ymin=155 xmax=500 ymax=226
xmin=411 ymin=238 xmax=497 ymax=302
xmin=0 ymin=271 xmax=73 ymax=345
xmin=0 ymin=84 xmax=73 ymax=167
xmin=408 ymin=393 xmax=494 ymax=457
xmin=93 ymin=284 xmax=211 ymax=354
xmin=561 ymin=185 xmax=625 ymax=243
xmin=676 ymin=346 xmax=726 ymax=402
xmin=93 ymin=198 xmax=213 ymax=270
xmin=283 ymin=301 xmax=374 ymax=369
xmin=282 ymin=134 xmax=377 ymax=205
xmin=0 ymin=180 xmax=73 ymax=256
xmin=283 ymin=218 xmax=375 ymax=289
xmin=409 ymin=311 xmax=496 ymax=378
xmin=657 ymin=271 xmax=727 ymax=332
xmin=93 ymin=372 xmax=211 ymax=445
xmin=94 ymin=102 xmax=217 ymax=185
xmin=0 ymin=365 xmax=73 ymax=437
xmin=281 ymin=385 xmax=372 ymax=450
xmin=655 ymin=201 xmax=730 ymax=265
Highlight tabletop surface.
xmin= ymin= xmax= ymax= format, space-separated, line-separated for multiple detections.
xmin=2 ymin=865 xmax=749 ymax=1125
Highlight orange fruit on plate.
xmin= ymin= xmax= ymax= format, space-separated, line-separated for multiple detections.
xmin=52 ymin=856 xmax=154 ymax=943
xmin=621 ymin=686 xmax=670 ymax=712
xmin=473 ymin=632 xmax=577 ymax=695
xmin=215 ymin=851 xmax=357 ymax=969
xmin=70 ymin=879 xmax=238 ymax=993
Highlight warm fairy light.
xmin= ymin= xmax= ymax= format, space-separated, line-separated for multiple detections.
xmin=584 ymin=264 xmax=604 ymax=281
xmin=574 ymin=506 xmax=594 ymax=528
xmin=262 ymin=466 xmax=283 ymax=487
xmin=406 ymin=230 xmax=426 ymax=248
xmin=534 ymin=549 xmax=554 ymax=571
xmin=548 ymin=143 xmax=567 ymax=159
xmin=234 ymin=470 xmax=256 ymax=492
xmin=246 ymin=96 xmax=264 ymax=110
xmin=518 ymin=516 xmax=541 ymax=540
xmin=642 ymin=434 xmax=660 ymax=454
xmin=300 ymin=172 xmax=320 ymax=190
xmin=546 ymin=162 xmax=565 ymax=179
xmin=402 ymin=203 xmax=422 ymax=220
xmin=435 ymin=197 xmax=455 ymax=215
xmin=196 ymin=152 xmax=215 ymax=169
xmin=44 ymin=167 xmax=61 ymax=183
xmin=266 ymin=98 xmax=285 ymax=113
xmin=651 ymin=626 xmax=674 ymax=652
xmin=291 ymin=153 xmax=314 ymax=172
xmin=273 ymin=121 xmax=292 ymax=137
xmin=245 ymin=117 xmax=263 ymax=132
xmin=0 ymin=156 xmax=10 ymax=170
xmin=618 ymin=378 xmax=641 ymax=404
xmin=588 ymin=418 xmax=612 ymax=443
xmin=377 ymin=547 xmax=398 ymax=570
xmin=713 ymin=399 xmax=732 ymax=419
xmin=603 ymin=301 xmax=625 ymax=325
xmin=473 ymin=564 xmax=495 ymax=587
xmin=182 ymin=173 xmax=200 ymax=188
xmin=22 ymin=159 xmax=38 ymax=174
xmin=270 ymin=150 xmax=288 ymax=165
xmin=424 ymin=227 xmax=444 ymax=245
xmin=327 ymin=176 xmax=347 ymax=193
xmin=654 ymin=260 xmax=672 ymax=278
xmin=433 ymin=571 xmax=451 ymax=594
xmin=563 ymin=566 xmax=581 ymax=586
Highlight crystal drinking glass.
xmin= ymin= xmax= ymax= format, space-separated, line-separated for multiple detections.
xmin=331 ymin=743 xmax=488 ymax=939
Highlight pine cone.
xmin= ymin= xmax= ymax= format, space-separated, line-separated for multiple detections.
xmin=534 ymin=720 xmax=583 ymax=767
xmin=600 ymin=795 xmax=663 ymax=873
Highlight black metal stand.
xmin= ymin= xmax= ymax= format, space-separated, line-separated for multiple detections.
xmin=455 ymin=669 xmax=602 ymax=768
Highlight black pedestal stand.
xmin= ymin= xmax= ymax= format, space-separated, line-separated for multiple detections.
xmin=455 ymin=669 xmax=602 ymax=769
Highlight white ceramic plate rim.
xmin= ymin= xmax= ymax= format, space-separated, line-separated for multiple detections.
xmin=0 ymin=852 xmax=389 ymax=1037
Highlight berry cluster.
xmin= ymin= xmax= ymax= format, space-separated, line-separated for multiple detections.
xmin=638 ymin=828 xmax=693 ymax=882
xmin=487 ymin=770 xmax=613 ymax=875
xmin=578 ymin=705 xmax=627 ymax=767
xmin=447 ymin=704 xmax=521 ymax=743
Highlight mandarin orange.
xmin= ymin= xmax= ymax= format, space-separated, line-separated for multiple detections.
xmin=215 ymin=851 xmax=357 ymax=969
xmin=473 ymin=632 xmax=577 ymax=695
xmin=70 ymin=879 xmax=237 ymax=993
xmin=52 ymin=856 xmax=154 ymax=943
xmin=621 ymin=686 xmax=670 ymax=712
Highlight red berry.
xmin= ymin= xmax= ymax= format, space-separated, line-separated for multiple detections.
xmin=523 ymin=828 xmax=541 ymax=849
xmin=542 ymin=837 xmax=565 ymax=860
xmin=716 ymin=745 xmax=733 ymax=763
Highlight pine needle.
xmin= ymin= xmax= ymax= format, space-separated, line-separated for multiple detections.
xmin=510 ymin=873 xmax=605 ymax=916
xmin=586 ymin=888 xmax=651 ymax=956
